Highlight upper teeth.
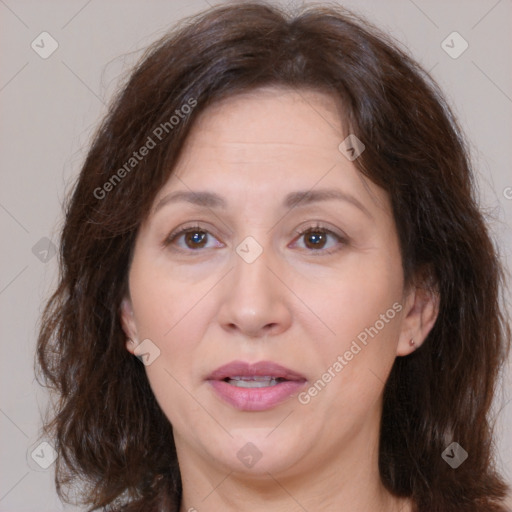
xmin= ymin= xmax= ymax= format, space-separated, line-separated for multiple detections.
xmin=227 ymin=376 xmax=282 ymax=388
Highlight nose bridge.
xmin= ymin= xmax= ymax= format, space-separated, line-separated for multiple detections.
xmin=217 ymin=234 xmax=291 ymax=337
xmin=232 ymin=235 xmax=278 ymax=310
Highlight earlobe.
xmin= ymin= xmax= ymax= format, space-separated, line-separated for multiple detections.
xmin=125 ymin=338 xmax=137 ymax=355
xmin=120 ymin=298 xmax=139 ymax=353
xmin=397 ymin=281 xmax=440 ymax=356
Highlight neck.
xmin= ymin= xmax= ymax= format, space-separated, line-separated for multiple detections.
xmin=178 ymin=466 xmax=409 ymax=512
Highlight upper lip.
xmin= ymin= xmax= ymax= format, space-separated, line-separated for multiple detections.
xmin=207 ymin=360 xmax=306 ymax=381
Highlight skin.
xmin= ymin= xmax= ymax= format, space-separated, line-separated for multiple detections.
xmin=121 ymin=86 xmax=439 ymax=512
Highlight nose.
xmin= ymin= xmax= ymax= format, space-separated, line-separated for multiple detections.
xmin=217 ymin=244 xmax=293 ymax=339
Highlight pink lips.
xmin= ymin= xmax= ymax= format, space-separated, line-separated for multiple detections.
xmin=206 ymin=360 xmax=307 ymax=412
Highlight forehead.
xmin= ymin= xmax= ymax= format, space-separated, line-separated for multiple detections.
xmin=182 ymin=86 xmax=345 ymax=152
xmin=151 ymin=86 xmax=389 ymax=217
xmin=170 ymin=87 xmax=355 ymax=185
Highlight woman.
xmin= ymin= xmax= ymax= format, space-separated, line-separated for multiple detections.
xmin=36 ymin=2 xmax=511 ymax=511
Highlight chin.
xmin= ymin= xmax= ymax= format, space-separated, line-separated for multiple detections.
xmin=199 ymin=428 xmax=309 ymax=476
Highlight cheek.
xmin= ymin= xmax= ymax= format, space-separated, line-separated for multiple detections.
xmin=298 ymin=251 xmax=403 ymax=346
xmin=295 ymin=253 xmax=403 ymax=408
xmin=127 ymin=253 xmax=210 ymax=406
xmin=128 ymin=250 xmax=208 ymax=342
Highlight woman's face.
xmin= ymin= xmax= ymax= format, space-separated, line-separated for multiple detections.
xmin=121 ymin=86 xmax=418 ymax=479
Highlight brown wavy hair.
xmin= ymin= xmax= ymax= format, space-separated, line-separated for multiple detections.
xmin=36 ymin=2 xmax=511 ymax=511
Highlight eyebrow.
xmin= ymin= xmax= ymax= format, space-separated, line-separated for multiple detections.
xmin=153 ymin=188 xmax=372 ymax=218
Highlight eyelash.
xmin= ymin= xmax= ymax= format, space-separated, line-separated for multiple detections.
xmin=163 ymin=222 xmax=347 ymax=256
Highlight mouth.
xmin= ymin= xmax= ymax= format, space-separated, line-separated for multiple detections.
xmin=222 ymin=376 xmax=288 ymax=388
xmin=206 ymin=360 xmax=307 ymax=411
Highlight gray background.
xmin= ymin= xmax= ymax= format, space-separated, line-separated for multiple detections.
xmin=1 ymin=0 xmax=511 ymax=510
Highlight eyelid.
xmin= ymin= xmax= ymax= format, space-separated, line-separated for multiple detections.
xmin=290 ymin=222 xmax=348 ymax=255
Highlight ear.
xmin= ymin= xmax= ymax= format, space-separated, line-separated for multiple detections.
xmin=120 ymin=297 xmax=139 ymax=355
xmin=396 ymin=272 xmax=440 ymax=356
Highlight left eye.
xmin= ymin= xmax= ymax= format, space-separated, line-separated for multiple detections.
xmin=292 ymin=226 xmax=344 ymax=254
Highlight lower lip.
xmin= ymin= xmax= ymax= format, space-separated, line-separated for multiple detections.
xmin=208 ymin=380 xmax=307 ymax=411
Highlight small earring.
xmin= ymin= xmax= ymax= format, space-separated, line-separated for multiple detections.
xmin=409 ymin=338 xmax=415 ymax=347
xmin=127 ymin=338 xmax=139 ymax=350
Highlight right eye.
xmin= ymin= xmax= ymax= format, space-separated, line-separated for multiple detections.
xmin=163 ymin=225 xmax=224 ymax=251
